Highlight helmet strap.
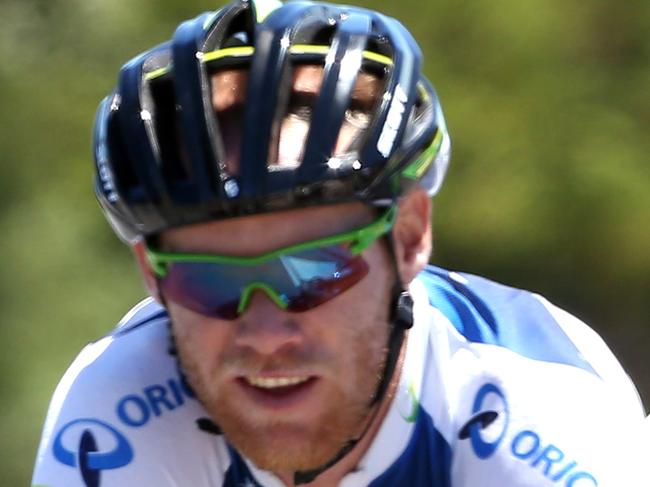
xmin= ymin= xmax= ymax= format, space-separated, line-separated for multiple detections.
xmin=293 ymin=225 xmax=413 ymax=484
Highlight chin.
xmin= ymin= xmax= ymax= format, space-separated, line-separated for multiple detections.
xmin=208 ymin=389 xmax=369 ymax=473
xmin=227 ymin=422 xmax=347 ymax=473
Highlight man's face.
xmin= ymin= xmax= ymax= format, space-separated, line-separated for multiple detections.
xmin=159 ymin=65 xmax=393 ymax=473
xmin=161 ymin=203 xmax=394 ymax=472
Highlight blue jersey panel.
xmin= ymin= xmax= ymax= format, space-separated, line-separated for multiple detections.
xmin=368 ymin=406 xmax=452 ymax=487
xmin=420 ymin=267 xmax=597 ymax=376
xmin=224 ymin=446 xmax=263 ymax=487
xmin=111 ymin=309 xmax=168 ymax=337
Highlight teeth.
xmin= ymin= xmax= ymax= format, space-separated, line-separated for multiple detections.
xmin=246 ymin=376 xmax=310 ymax=389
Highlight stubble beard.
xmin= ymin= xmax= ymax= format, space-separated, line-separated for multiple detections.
xmin=174 ymin=322 xmax=388 ymax=474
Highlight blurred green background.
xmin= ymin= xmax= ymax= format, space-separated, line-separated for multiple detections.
xmin=1 ymin=0 xmax=648 ymax=484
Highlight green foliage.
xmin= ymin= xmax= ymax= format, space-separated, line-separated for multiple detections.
xmin=1 ymin=1 xmax=647 ymax=484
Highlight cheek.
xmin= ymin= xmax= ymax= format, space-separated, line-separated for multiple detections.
xmin=315 ymin=254 xmax=393 ymax=370
xmin=168 ymin=304 xmax=232 ymax=375
xmin=349 ymin=246 xmax=395 ymax=320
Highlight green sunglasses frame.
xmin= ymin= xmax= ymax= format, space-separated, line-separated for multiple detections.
xmin=145 ymin=205 xmax=398 ymax=314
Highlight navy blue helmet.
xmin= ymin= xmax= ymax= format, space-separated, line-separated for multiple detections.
xmin=93 ymin=0 xmax=451 ymax=243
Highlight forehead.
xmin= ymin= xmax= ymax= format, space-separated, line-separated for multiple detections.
xmin=159 ymin=201 xmax=374 ymax=255
xmin=211 ymin=65 xmax=383 ymax=111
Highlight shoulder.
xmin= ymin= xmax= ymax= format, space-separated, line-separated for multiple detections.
xmin=417 ymin=265 xmax=642 ymax=390
xmin=412 ymin=267 xmax=646 ymax=486
xmin=32 ymin=298 xmax=231 ymax=486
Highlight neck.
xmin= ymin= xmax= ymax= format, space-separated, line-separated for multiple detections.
xmin=275 ymin=338 xmax=408 ymax=487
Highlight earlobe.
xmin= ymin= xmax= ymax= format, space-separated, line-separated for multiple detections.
xmin=131 ymin=240 xmax=162 ymax=302
xmin=392 ymin=190 xmax=432 ymax=285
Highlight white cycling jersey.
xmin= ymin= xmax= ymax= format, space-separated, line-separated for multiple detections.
xmin=32 ymin=266 xmax=647 ymax=486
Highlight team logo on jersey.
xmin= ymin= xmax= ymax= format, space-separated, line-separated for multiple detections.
xmin=458 ymin=383 xmax=509 ymax=459
xmin=458 ymin=384 xmax=598 ymax=485
xmin=399 ymin=382 xmax=420 ymax=423
xmin=53 ymin=418 xmax=133 ymax=487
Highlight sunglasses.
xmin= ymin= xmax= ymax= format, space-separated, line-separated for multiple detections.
xmin=146 ymin=206 xmax=397 ymax=320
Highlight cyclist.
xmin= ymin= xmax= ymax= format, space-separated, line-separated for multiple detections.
xmin=32 ymin=1 xmax=646 ymax=486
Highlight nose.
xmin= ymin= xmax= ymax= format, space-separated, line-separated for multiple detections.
xmin=234 ymin=289 xmax=304 ymax=357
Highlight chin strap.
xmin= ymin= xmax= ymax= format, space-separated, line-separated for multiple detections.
xmin=292 ymin=282 xmax=414 ymax=485
xmin=293 ymin=439 xmax=357 ymax=485
xmin=371 ymin=288 xmax=414 ymax=404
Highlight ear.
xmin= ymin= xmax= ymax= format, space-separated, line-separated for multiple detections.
xmin=131 ymin=240 xmax=162 ymax=303
xmin=391 ymin=189 xmax=432 ymax=285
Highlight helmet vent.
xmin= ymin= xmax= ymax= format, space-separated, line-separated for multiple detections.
xmin=149 ymin=76 xmax=193 ymax=196
xmin=106 ymin=106 xmax=143 ymax=201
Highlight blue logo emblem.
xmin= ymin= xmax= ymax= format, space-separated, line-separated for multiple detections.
xmin=459 ymin=383 xmax=509 ymax=459
xmin=53 ymin=418 xmax=133 ymax=487
xmin=458 ymin=384 xmax=597 ymax=484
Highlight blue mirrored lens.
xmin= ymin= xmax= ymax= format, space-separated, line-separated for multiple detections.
xmin=159 ymin=244 xmax=369 ymax=319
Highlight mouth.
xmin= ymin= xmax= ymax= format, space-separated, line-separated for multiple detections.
xmin=246 ymin=375 xmax=311 ymax=389
xmin=237 ymin=375 xmax=319 ymax=408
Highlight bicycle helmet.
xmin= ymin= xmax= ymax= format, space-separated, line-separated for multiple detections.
xmin=93 ymin=0 xmax=451 ymax=244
